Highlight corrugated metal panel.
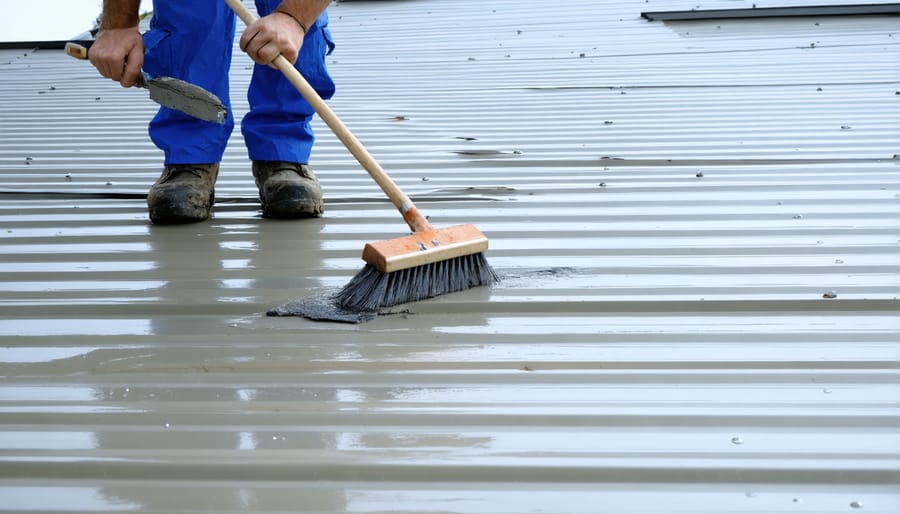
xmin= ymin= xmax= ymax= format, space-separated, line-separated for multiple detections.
xmin=1 ymin=0 xmax=898 ymax=512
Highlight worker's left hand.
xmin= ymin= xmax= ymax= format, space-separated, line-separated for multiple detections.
xmin=240 ymin=11 xmax=306 ymax=68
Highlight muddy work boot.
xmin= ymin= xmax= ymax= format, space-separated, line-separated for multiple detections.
xmin=252 ymin=161 xmax=324 ymax=218
xmin=147 ymin=163 xmax=219 ymax=224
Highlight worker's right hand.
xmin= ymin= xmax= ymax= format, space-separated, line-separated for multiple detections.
xmin=89 ymin=28 xmax=144 ymax=88
xmin=240 ymin=11 xmax=305 ymax=68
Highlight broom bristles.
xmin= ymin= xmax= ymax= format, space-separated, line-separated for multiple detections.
xmin=335 ymin=252 xmax=498 ymax=312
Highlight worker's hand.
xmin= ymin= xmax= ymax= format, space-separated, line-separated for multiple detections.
xmin=240 ymin=11 xmax=305 ymax=68
xmin=89 ymin=28 xmax=144 ymax=88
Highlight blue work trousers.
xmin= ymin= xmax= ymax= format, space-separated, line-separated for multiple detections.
xmin=142 ymin=0 xmax=335 ymax=165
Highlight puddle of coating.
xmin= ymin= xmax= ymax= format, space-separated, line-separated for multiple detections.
xmin=266 ymin=268 xmax=572 ymax=323
xmin=267 ymin=293 xmax=377 ymax=323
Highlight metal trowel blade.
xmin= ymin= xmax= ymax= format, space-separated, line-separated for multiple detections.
xmin=141 ymin=75 xmax=228 ymax=124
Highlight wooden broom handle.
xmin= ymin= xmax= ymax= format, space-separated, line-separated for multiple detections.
xmin=224 ymin=0 xmax=433 ymax=233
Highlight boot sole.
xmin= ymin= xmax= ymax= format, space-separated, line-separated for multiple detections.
xmin=149 ymin=200 xmax=213 ymax=224
xmin=261 ymin=199 xmax=324 ymax=219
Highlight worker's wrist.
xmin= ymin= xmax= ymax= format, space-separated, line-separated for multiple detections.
xmin=274 ymin=9 xmax=308 ymax=36
xmin=96 ymin=26 xmax=141 ymax=40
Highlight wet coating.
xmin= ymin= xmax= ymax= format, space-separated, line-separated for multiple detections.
xmin=1 ymin=0 xmax=899 ymax=512
xmin=269 ymin=268 xmax=568 ymax=323
xmin=268 ymin=292 xmax=377 ymax=323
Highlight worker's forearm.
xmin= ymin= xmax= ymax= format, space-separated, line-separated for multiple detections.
xmin=275 ymin=0 xmax=332 ymax=33
xmin=100 ymin=0 xmax=141 ymax=30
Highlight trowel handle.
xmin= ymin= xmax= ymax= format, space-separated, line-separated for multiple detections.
xmin=224 ymin=0 xmax=434 ymax=234
xmin=64 ymin=41 xmax=148 ymax=89
xmin=65 ymin=42 xmax=90 ymax=60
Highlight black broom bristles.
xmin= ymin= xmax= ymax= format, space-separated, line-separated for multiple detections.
xmin=335 ymin=252 xmax=498 ymax=312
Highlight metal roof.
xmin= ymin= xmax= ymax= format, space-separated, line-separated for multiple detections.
xmin=1 ymin=0 xmax=898 ymax=512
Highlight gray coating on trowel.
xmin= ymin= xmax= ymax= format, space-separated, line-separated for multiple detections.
xmin=147 ymin=76 xmax=228 ymax=124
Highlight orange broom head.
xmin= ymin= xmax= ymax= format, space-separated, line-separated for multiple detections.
xmin=360 ymin=223 xmax=489 ymax=273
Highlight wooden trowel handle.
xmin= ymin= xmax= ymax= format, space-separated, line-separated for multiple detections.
xmin=65 ymin=42 xmax=89 ymax=60
xmin=224 ymin=0 xmax=434 ymax=234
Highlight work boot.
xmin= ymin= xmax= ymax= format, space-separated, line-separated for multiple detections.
xmin=252 ymin=161 xmax=324 ymax=218
xmin=147 ymin=163 xmax=219 ymax=224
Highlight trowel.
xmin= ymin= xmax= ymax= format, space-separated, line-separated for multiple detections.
xmin=65 ymin=42 xmax=227 ymax=124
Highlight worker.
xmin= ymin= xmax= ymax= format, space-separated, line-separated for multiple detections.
xmin=88 ymin=0 xmax=335 ymax=224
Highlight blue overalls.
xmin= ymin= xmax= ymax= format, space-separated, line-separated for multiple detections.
xmin=141 ymin=0 xmax=335 ymax=165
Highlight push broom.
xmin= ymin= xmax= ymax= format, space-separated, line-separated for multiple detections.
xmin=226 ymin=0 xmax=497 ymax=312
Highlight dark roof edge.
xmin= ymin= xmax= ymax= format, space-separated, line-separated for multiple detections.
xmin=0 ymin=40 xmax=93 ymax=51
xmin=642 ymin=3 xmax=900 ymax=21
